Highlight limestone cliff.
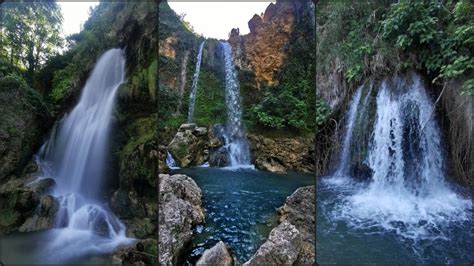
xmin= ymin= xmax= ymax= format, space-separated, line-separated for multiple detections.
xmin=228 ymin=1 xmax=312 ymax=89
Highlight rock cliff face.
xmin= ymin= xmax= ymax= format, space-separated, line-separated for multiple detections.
xmin=0 ymin=75 xmax=51 ymax=182
xmin=158 ymin=174 xmax=205 ymax=265
xmin=228 ymin=1 xmax=305 ymax=88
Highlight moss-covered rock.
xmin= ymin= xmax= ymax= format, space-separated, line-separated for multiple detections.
xmin=0 ymin=74 xmax=51 ymax=181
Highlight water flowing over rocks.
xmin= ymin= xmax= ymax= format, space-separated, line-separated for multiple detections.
xmin=159 ymin=174 xmax=205 ymax=265
xmin=196 ymin=241 xmax=233 ymax=266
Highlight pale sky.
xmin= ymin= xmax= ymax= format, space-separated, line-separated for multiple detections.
xmin=57 ymin=1 xmax=99 ymax=38
xmin=168 ymin=2 xmax=274 ymax=39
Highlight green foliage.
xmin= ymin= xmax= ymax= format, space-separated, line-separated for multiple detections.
xmin=1 ymin=1 xmax=63 ymax=82
xmin=193 ymin=69 xmax=226 ymax=126
xmin=249 ymin=10 xmax=315 ymax=132
xmin=50 ymin=67 xmax=76 ymax=104
xmin=315 ymin=99 xmax=332 ymax=127
xmin=318 ymin=0 xmax=473 ymax=96
xmin=380 ymin=0 xmax=474 ymax=91
xmin=118 ymin=116 xmax=156 ymax=159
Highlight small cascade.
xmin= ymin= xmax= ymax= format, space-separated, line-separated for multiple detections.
xmin=333 ymin=87 xmax=362 ymax=177
xmin=35 ymin=49 xmax=133 ymax=261
xmin=220 ymin=41 xmax=253 ymax=169
xmin=166 ymin=151 xmax=180 ymax=169
xmin=187 ymin=41 xmax=206 ymax=122
xmin=326 ymin=73 xmax=471 ymax=241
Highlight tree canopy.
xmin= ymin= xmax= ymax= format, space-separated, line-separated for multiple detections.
xmin=1 ymin=1 xmax=63 ymax=81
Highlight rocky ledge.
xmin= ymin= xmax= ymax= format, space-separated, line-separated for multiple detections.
xmin=0 ymin=177 xmax=58 ymax=234
xmin=158 ymin=174 xmax=205 ymax=265
xmin=248 ymin=134 xmax=315 ymax=173
xmin=244 ymin=185 xmax=315 ymax=265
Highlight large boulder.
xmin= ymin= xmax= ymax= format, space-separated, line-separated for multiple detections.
xmin=277 ymin=186 xmax=315 ymax=265
xmin=159 ymin=174 xmax=205 ymax=265
xmin=168 ymin=123 xmax=209 ymax=167
xmin=19 ymin=194 xmax=59 ymax=232
xmin=0 ymin=177 xmax=57 ymax=234
xmin=196 ymin=241 xmax=233 ymax=266
xmin=244 ymin=185 xmax=315 ymax=265
xmin=244 ymin=221 xmax=302 ymax=265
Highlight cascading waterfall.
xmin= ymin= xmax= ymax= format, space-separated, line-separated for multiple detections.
xmin=220 ymin=41 xmax=253 ymax=169
xmin=326 ymin=73 xmax=471 ymax=241
xmin=333 ymin=87 xmax=362 ymax=178
xmin=187 ymin=41 xmax=206 ymax=122
xmin=166 ymin=151 xmax=179 ymax=169
xmin=35 ymin=49 xmax=133 ymax=261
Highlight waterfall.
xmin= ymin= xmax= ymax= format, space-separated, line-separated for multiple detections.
xmin=166 ymin=151 xmax=180 ymax=169
xmin=334 ymin=86 xmax=362 ymax=177
xmin=327 ymin=73 xmax=471 ymax=240
xmin=187 ymin=41 xmax=206 ymax=122
xmin=220 ymin=41 xmax=253 ymax=169
xmin=36 ymin=49 xmax=133 ymax=260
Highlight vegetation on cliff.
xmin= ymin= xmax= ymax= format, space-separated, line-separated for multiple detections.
xmin=316 ymin=0 xmax=473 ymax=183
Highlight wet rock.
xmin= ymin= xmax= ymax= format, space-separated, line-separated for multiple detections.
xmin=159 ymin=174 xmax=205 ymax=265
xmin=111 ymin=238 xmax=157 ymax=265
xmin=256 ymin=157 xmax=286 ymax=172
xmin=248 ymin=134 xmax=314 ymax=173
xmin=28 ymin=178 xmax=56 ymax=194
xmin=244 ymin=221 xmax=302 ymax=265
xmin=351 ymin=162 xmax=373 ymax=181
xmin=196 ymin=241 xmax=233 ymax=266
xmin=277 ymin=186 xmax=315 ymax=265
xmin=19 ymin=195 xmax=59 ymax=232
xmin=0 ymin=179 xmax=40 ymax=233
xmin=209 ymin=146 xmax=229 ymax=167
xmin=126 ymin=217 xmax=155 ymax=239
xmin=168 ymin=123 xmax=209 ymax=167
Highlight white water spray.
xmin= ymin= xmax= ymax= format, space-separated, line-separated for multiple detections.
xmin=36 ymin=49 xmax=133 ymax=261
xmin=327 ymin=74 xmax=471 ymax=241
xmin=187 ymin=41 xmax=206 ymax=122
xmin=220 ymin=41 xmax=254 ymax=169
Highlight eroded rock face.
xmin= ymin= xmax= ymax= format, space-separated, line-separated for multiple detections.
xmin=196 ymin=241 xmax=233 ymax=266
xmin=244 ymin=221 xmax=302 ymax=265
xmin=159 ymin=174 xmax=205 ymax=265
xmin=168 ymin=123 xmax=209 ymax=167
xmin=228 ymin=1 xmax=304 ymax=88
xmin=248 ymin=134 xmax=315 ymax=173
xmin=277 ymin=185 xmax=315 ymax=265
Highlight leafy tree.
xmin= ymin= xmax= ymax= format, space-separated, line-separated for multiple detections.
xmin=1 ymin=1 xmax=63 ymax=82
